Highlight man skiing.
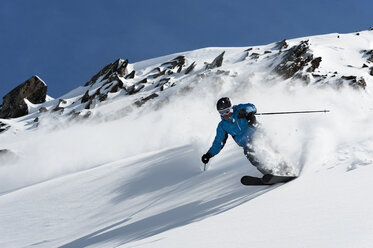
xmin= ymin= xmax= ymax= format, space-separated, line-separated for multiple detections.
xmin=201 ymin=97 xmax=269 ymax=175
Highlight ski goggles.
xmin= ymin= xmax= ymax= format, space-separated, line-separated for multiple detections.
xmin=218 ymin=106 xmax=232 ymax=116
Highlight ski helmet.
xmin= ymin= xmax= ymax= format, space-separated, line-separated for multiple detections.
xmin=216 ymin=97 xmax=232 ymax=115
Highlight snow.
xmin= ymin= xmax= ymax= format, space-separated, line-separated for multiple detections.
xmin=1 ymin=30 xmax=373 ymax=248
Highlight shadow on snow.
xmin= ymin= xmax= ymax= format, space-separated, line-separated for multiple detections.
xmin=60 ymin=145 xmax=274 ymax=248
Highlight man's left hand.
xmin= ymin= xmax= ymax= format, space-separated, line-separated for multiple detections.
xmin=238 ymin=109 xmax=257 ymax=124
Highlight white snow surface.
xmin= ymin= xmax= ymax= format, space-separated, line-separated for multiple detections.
xmin=1 ymin=30 xmax=373 ymax=248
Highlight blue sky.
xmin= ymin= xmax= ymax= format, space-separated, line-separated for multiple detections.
xmin=0 ymin=0 xmax=372 ymax=99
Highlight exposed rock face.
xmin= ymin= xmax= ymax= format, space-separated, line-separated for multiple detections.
xmin=367 ymin=50 xmax=373 ymax=63
xmin=273 ymin=40 xmax=313 ymax=79
xmin=185 ymin=62 xmax=196 ymax=74
xmin=341 ymin=76 xmax=367 ymax=89
xmin=0 ymin=76 xmax=48 ymax=119
xmin=274 ymin=39 xmax=289 ymax=50
xmin=134 ymin=93 xmax=159 ymax=107
xmin=0 ymin=122 xmax=8 ymax=133
xmin=84 ymin=59 xmax=129 ymax=87
xmin=307 ymin=57 xmax=322 ymax=72
xmin=52 ymin=99 xmax=67 ymax=113
xmin=161 ymin=56 xmax=185 ymax=71
xmin=206 ymin=52 xmax=225 ymax=70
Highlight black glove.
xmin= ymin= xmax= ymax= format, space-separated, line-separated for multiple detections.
xmin=201 ymin=153 xmax=212 ymax=164
xmin=237 ymin=109 xmax=257 ymax=124
xmin=237 ymin=109 xmax=249 ymax=119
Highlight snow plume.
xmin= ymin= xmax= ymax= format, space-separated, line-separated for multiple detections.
xmin=1 ymin=69 xmax=373 ymax=193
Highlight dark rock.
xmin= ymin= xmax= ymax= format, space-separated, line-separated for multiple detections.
xmin=149 ymin=69 xmax=166 ymax=79
xmin=273 ymin=40 xmax=313 ymax=79
xmin=52 ymin=99 xmax=66 ymax=112
xmin=161 ymin=56 xmax=186 ymax=71
xmin=83 ymin=111 xmax=92 ymax=119
xmin=118 ymin=59 xmax=129 ymax=77
xmin=355 ymin=77 xmax=367 ymax=89
xmin=150 ymin=67 xmax=161 ymax=73
xmin=99 ymin=93 xmax=108 ymax=102
xmin=85 ymin=99 xmax=96 ymax=109
xmin=110 ymin=83 xmax=121 ymax=93
xmin=126 ymin=79 xmax=147 ymax=95
xmin=341 ymin=75 xmax=357 ymax=81
xmin=369 ymin=27 xmax=373 ymax=31
xmin=34 ymin=117 xmax=39 ymax=122
xmin=367 ymin=50 xmax=373 ymax=62
xmin=264 ymin=51 xmax=272 ymax=54
xmin=341 ymin=76 xmax=366 ymax=89
xmin=206 ymin=52 xmax=225 ymax=70
xmin=0 ymin=76 xmax=48 ymax=119
xmin=0 ymin=149 xmax=9 ymax=154
xmin=137 ymin=78 xmax=148 ymax=85
xmin=104 ymin=83 xmax=113 ymax=91
xmin=363 ymin=64 xmax=368 ymax=68
xmin=244 ymin=48 xmax=253 ymax=52
xmin=250 ymin=53 xmax=260 ymax=59
xmin=216 ymin=70 xmax=230 ymax=75
xmin=370 ymin=67 xmax=373 ymax=76
xmin=294 ymin=73 xmax=311 ymax=84
xmin=239 ymin=51 xmax=249 ymax=61
xmin=81 ymin=90 xmax=90 ymax=103
xmin=274 ymin=39 xmax=288 ymax=50
xmin=125 ymin=70 xmax=135 ymax=79
xmin=84 ymin=59 xmax=129 ymax=87
xmin=128 ymin=84 xmax=145 ymax=95
xmin=185 ymin=62 xmax=196 ymax=74
xmin=0 ymin=122 xmax=9 ymax=133
xmin=134 ymin=93 xmax=159 ymax=107
xmin=307 ymin=57 xmax=322 ymax=72
xmin=356 ymin=33 xmax=360 ymax=36
xmin=159 ymin=78 xmax=171 ymax=91
xmin=39 ymin=107 xmax=48 ymax=113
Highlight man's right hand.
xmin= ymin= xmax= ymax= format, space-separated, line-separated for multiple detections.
xmin=201 ymin=153 xmax=212 ymax=164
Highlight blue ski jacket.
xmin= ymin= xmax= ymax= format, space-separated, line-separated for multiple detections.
xmin=207 ymin=103 xmax=257 ymax=157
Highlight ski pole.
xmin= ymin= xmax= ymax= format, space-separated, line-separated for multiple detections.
xmin=255 ymin=110 xmax=330 ymax=115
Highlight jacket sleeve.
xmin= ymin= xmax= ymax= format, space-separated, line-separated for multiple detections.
xmin=238 ymin=103 xmax=257 ymax=114
xmin=207 ymin=122 xmax=229 ymax=157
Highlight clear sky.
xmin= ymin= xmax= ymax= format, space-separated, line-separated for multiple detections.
xmin=0 ymin=0 xmax=372 ymax=100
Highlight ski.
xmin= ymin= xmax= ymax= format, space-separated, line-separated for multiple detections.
xmin=241 ymin=174 xmax=296 ymax=186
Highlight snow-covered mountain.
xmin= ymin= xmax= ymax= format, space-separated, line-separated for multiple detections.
xmin=1 ymin=29 xmax=373 ymax=248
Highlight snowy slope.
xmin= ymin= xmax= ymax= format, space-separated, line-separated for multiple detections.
xmin=1 ymin=30 xmax=373 ymax=248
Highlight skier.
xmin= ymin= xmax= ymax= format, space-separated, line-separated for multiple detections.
xmin=201 ymin=97 xmax=269 ymax=174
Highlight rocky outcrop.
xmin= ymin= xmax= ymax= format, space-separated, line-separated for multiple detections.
xmin=341 ymin=76 xmax=367 ymax=89
xmin=185 ymin=62 xmax=196 ymax=74
xmin=52 ymin=99 xmax=67 ymax=113
xmin=134 ymin=93 xmax=159 ymax=107
xmin=274 ymin=39 xmax=289 ymax=51
xmin=0 ymin=76 xmax=48 ymax=119
xmin=0 ymin=122 xmax=9 ymax=133
xmin=273 ymin=40 xmax=313 ymax=79
xmin=161 ymin=56 xmax=185 ymax=72
xmin=125 ymin=70 xmax=135 ymax=79
xmin=367 ymin=50 xmax=373 ymax=63
xmin=84 ymin=59 xmax=129 ymax=87
xmin=307 ymin=57 xmax=322 ymax=72
xmin=206 ymin=52 xmax=225 ymax=70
